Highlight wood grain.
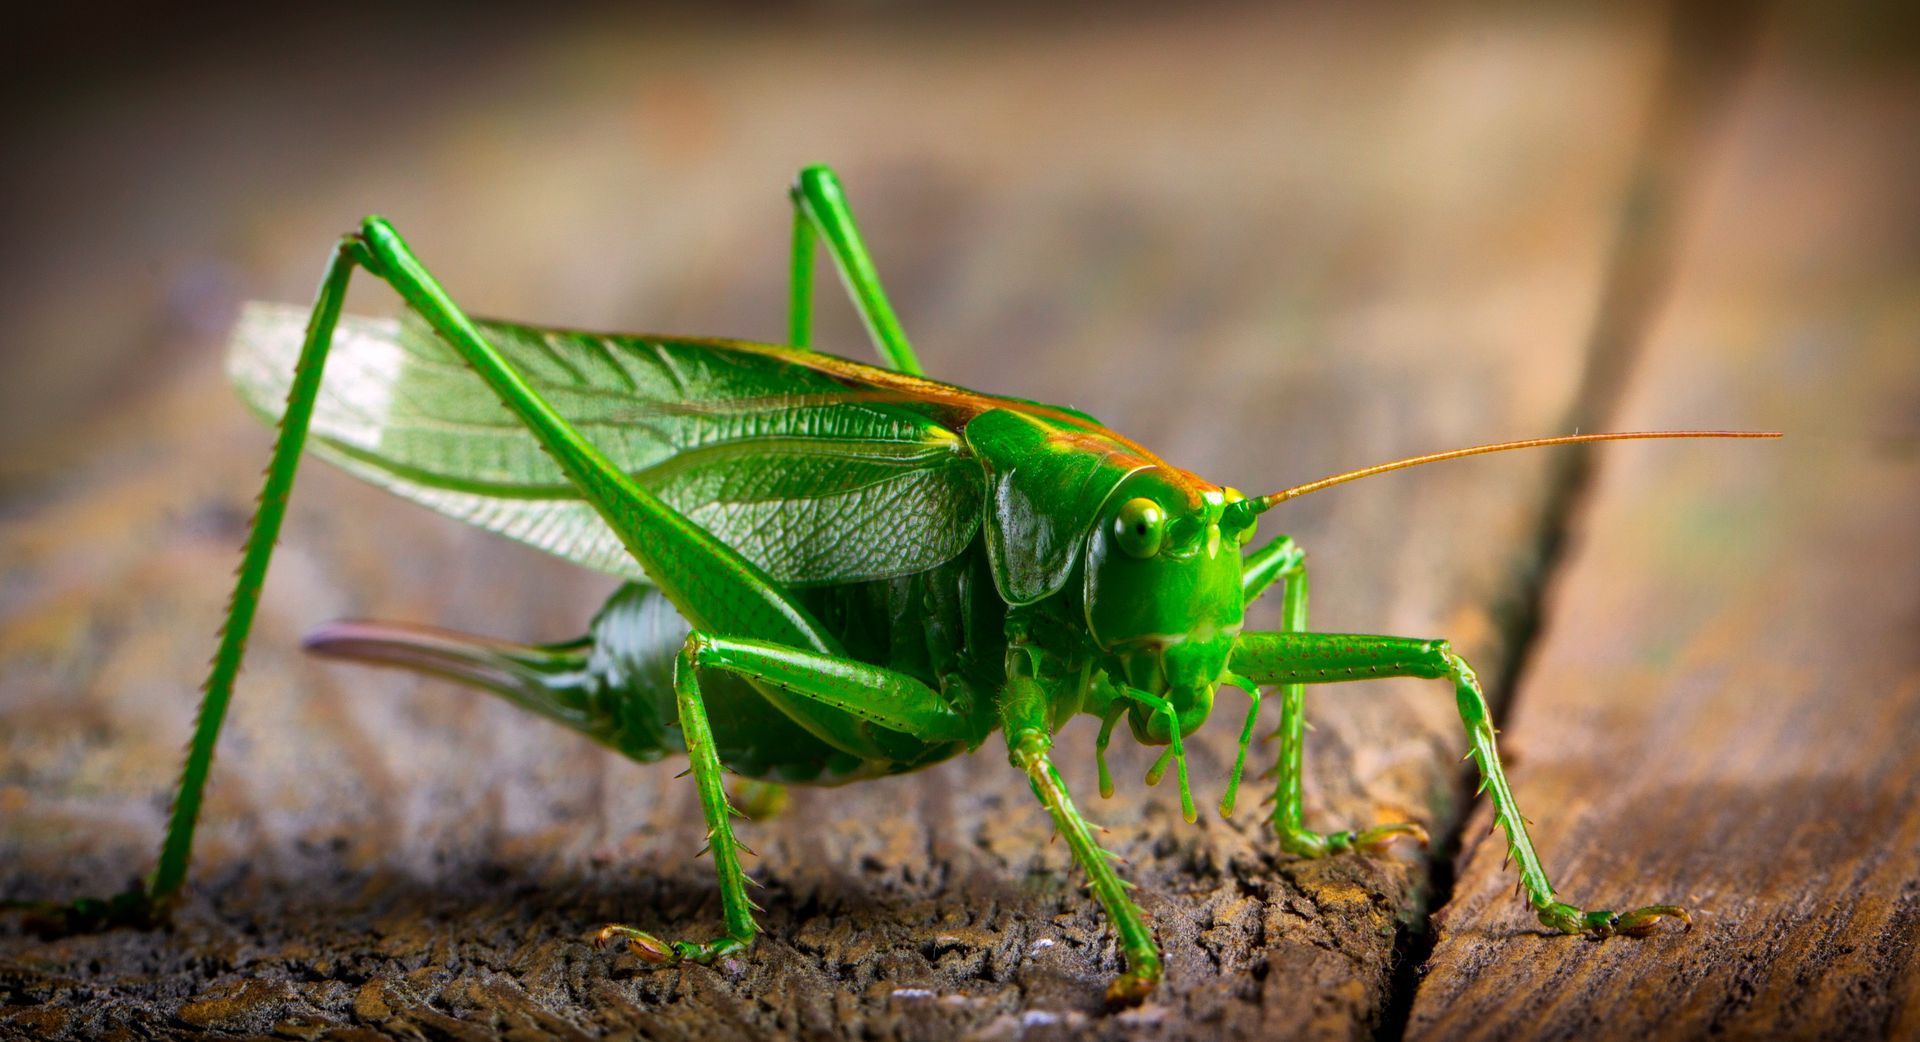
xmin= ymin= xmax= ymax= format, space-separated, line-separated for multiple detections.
xmin=1406 ymin=43 xmax=1920 ymax=1042
xmin=2 ymin=6 xmax=1907 ymax=1041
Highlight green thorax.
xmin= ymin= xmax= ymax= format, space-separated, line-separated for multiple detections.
xmin=961 ymin=406 xmax=1214 ymax=606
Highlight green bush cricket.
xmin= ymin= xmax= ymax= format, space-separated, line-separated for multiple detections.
xmin=23 ymin=165 xmax=1777 ymax=1005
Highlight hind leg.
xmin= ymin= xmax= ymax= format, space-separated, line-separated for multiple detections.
xmin=786 ymin=165 xmax=925 ymax=374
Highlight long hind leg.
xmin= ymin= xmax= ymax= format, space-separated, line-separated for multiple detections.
xmin=353 ymin=219 xmax=991 ymax=959
xmin=41 ymin=215 xmax=916 ymax=934
xmin=786 ymin=164 xmax=926 ymax=374
xmin=18 ymin=237 xmax=368 ymax=930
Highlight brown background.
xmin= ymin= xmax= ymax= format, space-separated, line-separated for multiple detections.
xmin=2 ymin=4 xmax=1916 ymax=1040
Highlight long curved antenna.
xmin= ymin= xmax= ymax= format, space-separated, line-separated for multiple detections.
xmin=1226 ymin=430 xmax=1779 ymax=525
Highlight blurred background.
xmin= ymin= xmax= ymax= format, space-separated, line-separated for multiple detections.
xmin=1 ymin=3 xmax=1915 ymax=1040
xmin=2 ymin=1 xmax=1909 ymax=462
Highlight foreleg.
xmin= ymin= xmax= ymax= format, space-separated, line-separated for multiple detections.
xmin=1002 ymin=678 xmax=1160 ymax=1005
xmin=1232 ymin=631 xmax=1688 ymax=937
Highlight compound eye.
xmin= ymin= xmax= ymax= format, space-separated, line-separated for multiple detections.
xmin=1113 ymin=497 xmax=1167 ymax=558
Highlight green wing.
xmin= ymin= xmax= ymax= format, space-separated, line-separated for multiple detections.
xmin=227 ymin=303 xmax=984 ymax=586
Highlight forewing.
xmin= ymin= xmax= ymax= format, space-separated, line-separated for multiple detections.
xmin=226 ymin=303 xmax=983 ymax=585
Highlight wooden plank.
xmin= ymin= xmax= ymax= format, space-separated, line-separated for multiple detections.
xmin=1406 ymin=45 xmax=1920 ymax=1042
xmin=1 ymin=9 xmax=1670 ymax=1039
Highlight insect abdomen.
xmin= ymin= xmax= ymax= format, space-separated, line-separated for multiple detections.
xmin=307 ymin=585 xmax=859 ymax=783
xmin=307 ymin=542 xmax=1009 ymax=783
xmin=798 ymin=536 xmax=1009 ymax=738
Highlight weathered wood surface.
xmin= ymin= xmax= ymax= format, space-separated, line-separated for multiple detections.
xmin=0 ymin=7 xmax=1909 ymax=1041
xmin=1405 ymin=48 xmax=1920 ymax=1041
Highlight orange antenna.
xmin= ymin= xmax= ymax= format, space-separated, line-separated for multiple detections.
xmin=1233 ymin=430 xmax=1780 ymax=518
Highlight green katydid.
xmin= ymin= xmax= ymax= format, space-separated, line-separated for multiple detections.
xmin=28 ymin=165 xmax=1776 ymax=1005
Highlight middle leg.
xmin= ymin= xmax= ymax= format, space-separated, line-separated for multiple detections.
xmin=597 ymin=631 xmax=979 ymax=962
xmin=1257 ymin=542 xmax=1427 ymax=857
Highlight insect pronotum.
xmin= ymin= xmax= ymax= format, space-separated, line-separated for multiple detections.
xmin=21 ymin=166 xmax=1775 ymax=1004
